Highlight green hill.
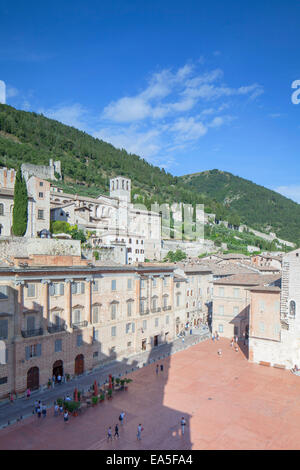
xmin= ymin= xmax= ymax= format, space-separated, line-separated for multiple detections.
xmin=180 ymin=169 xmax=300 ymax=244
xmin=0 ymin=104 xmax=299 ymax=245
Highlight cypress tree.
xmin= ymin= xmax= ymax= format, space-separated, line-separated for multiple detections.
xmin=12 ymin=167 xmax=28 ymax=236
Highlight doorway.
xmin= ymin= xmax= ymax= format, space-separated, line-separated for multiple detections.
xmin=75 ymin=354 xmax=84 ymax=375
xmin=142 ymin=339 xmax=146 ymax=351
xmin=27 ymin=367 xmax=39 ymax=391
xmin=154 ymin=335 xmax=158 ymax=347
xmin=53 ymin=360 xmax=63 ymax=380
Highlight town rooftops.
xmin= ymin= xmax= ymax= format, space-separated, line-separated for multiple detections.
xmin=213 ymin=273 xmax=281 ymax=287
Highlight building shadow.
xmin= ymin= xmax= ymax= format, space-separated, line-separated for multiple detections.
xmin=0 ymin=285 xmax=192 ymax=450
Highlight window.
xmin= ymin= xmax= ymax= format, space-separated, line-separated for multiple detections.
xmin=153 ymin=278 xmax=157 ymax=288
xmin=127 ymin=342 xmax=131 ymax=348
xmin=26 ymin=315 xmax=35 ymax=331
xmin=163 ymin=296 xmax=168 ymax=308
xmin=0 ymin=377 xmax=8 ymax=385
xmin=0 ymin=319 xmax=8 ymax=339
xmin=218 ymin=287 xmax=224 ymax=297
xmin=0 ymin=286 xmax=8 ymax=299
xmin=143 ymin=319 xmax=147 ymax=330
xmin=152 ymin=297 xmax=157 ymax=310
xmin=39 ymin=182 xmax=44 ymax=187
xmin=233 ymin=306 xmax=239 ymax=316
xmin=127 ymin=302 xmax=132 ymax=317
xmin=37 ymin=209 xmax=44 ymax=220
xmin=111 ymin=280 xmax=116 ymax=291
xmin=49 ymin=283 xmax=64 ymax=296
xmin=74 ymin=309 xmax=81 ymax=324
xmin=93 ymin=351 xmax=99 ymax=358
xmin=111 ymin=303 xmax=117 ymax=320
xmin=55 ymin=339 xmax=62 ymax=352
xmin=218 ymin=305 xmax=224 ymax=315
xmin=126 ymin=323 xmax=131 ymax=334
xmin=27 ymin=283 xmax=36 ymax=298
xmin=72 ymin=282 xmax=85 ymax=295
xmin=176 ymin=282 xmax=180 ymax=288
xmin=39 ymin=192 xmax=44 ymax=198
xmin=0 ymin=204 xmax=3 ymax=216
xmin=155 ymin=318 xmax=159 ymax=327
xmin=77 ymin=334 xmax=83 ymax=347
xmin=111 ymin=326 xmax=117 ymax=337
xmin=93 ymin=329 xmax=99 ymax=342
xmin=92 ymin=306 xmax=99 ymax=323
xmin=233 ymin=288 xmax=240 ymax=298
xmin=164 ymin=277 xmax=168 ymax=287
xmin=218 ymin=324 xmax=224 ymax=333
xmin=25 ymin=344 xmax=41 ymax=359
xmin=140 ymin=299 xmax=145 ymax=314
xmin=92 ymin=281 xmax=99 ymax=292
xmin=127 ymin=278 xmax=132 ymax=290
xmin=289 ymin=300 xmax=296 ymax=318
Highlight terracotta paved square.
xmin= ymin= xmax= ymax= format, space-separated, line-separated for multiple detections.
xmin=1 ymin=338 xmax=300 ymax=450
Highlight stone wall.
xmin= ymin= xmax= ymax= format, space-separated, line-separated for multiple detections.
xmin=0 ymin=237 xmax=81 ymax=260
xmin=161 ymin=239 xmax=215 ymax=258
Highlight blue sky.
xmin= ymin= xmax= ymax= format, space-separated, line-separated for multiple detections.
xmin=0 ymin=0 xmax=300 ymax=200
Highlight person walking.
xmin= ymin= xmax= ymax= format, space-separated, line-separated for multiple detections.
xmin=37 ymin=406 xmax=42 ymax=420
xmin=160 ymin=364 xmax=164 ymax=372
xmin=156 ymin=365 xmax=159 ymax=376
xmin=181 ymin=417 xmax=186 ymax=436
xmin=54 ymin=403 xmax=59 ymax=417
xmin=218 ymin=349 xmax=222 ymax=357
xmin=34 ymin=400 xmax=39 ymax=413
xmin=26 ymin=388 xmax=31 ymax=399
xmin=57 ymin=374 xmax=62 ymax=385
xmin=212 ymin=334 xmax=215 ymax=342
xmin=107 ymin=427 xmax=113 ymax=442
xmin=59 ymin=404 xmax=64 ymax=415
xmin=114 ymin=424 xmax=119 ymax=439
xmin=63 ymin=410 xmax=69 ymax=423
xmin=230 ymin=338 xmax=234 ymax=348
xmin=137 ymin=424 xmax=143 ymax=441
xmin=215 ymin=331 xmax=219 ymax=341
xmin=42 ymin=403 xmax=47 ymax=418
xmin=119 ymin=411 xmax=125 ymax=425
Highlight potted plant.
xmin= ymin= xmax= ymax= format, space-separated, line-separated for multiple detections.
xmin=66 ymin=374 xmax=70 ymax=382
xmin=99 ymin=393 xmax=105 ymax=403
xmin=56 ymin=398 xmax=63 ymax=407
xmin=107 ymin=389 xmax=113 ymax=400
xmin=120 ymin=379 xmax=125 ymax=391
xmin=92 ymin=396 xmax=98 ymax=406
xmin=77 ymin=391 xmax=81 ymax=402
xmin=47 ymin=379 xmax=51 ymax=389
xmin=124 ymin=378 xmax=132 ymax=391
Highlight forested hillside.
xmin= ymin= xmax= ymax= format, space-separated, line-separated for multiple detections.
xmin=181 ymin=170 xmax=300 ymax=244
xmin=0 ymin=104 xmax=299 ymax=244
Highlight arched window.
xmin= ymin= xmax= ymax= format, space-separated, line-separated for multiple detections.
xmin=126 ymin=181 xmax=129 ymax=190
xmin=289 ymin=300 xmax=296 ymax=318
xmin=0 ymin=204 xmax=4 ymax=216
xmin=112 ymin=181 xmax=114 ymax=191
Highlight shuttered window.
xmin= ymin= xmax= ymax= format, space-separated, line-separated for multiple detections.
xmin=0 ymin=319 xmax=8 ymax=339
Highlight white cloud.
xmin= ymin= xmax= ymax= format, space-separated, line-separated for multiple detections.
xmin=39 ymin=103 xmax=90 ymax=131
xmin=275 ymin=185 xmax=300 ymax=203
xmin=170 ymin=117 xmax=207 ymax=141
xmin=0 ymin=80 xmax=5 ymax=104
xmin=94 ymin=126 xmax=162 ymax=159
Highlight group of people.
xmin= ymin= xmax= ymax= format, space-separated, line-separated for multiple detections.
xmin=107 ymin=411 xmax=126 ymax=441
xmin=211 ymin=331 xmax=220 ymax=342
xmin=34 ymin=400 xmax=47 ymax=419
xmin=230 ymin=336 xmax=239 ymax=352
xmin=156 ymin=364 xmax=164 ymax=375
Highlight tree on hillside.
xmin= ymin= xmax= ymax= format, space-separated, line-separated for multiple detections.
xmin=12 ymin=167 xmax=28 ymax=236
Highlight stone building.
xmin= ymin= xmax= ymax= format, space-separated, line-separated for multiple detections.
xmin=50 ymin=175 xmax=161 ymax=263
xmin=0 ymin=255 xmax=212 ymax=398
xmin=212 ymin=273 xmax=280 ymax=340
xmin=249 ymin=248 xmax=300 ymax=369
xmin=0 ymin=166 xmax=50 ymax=237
